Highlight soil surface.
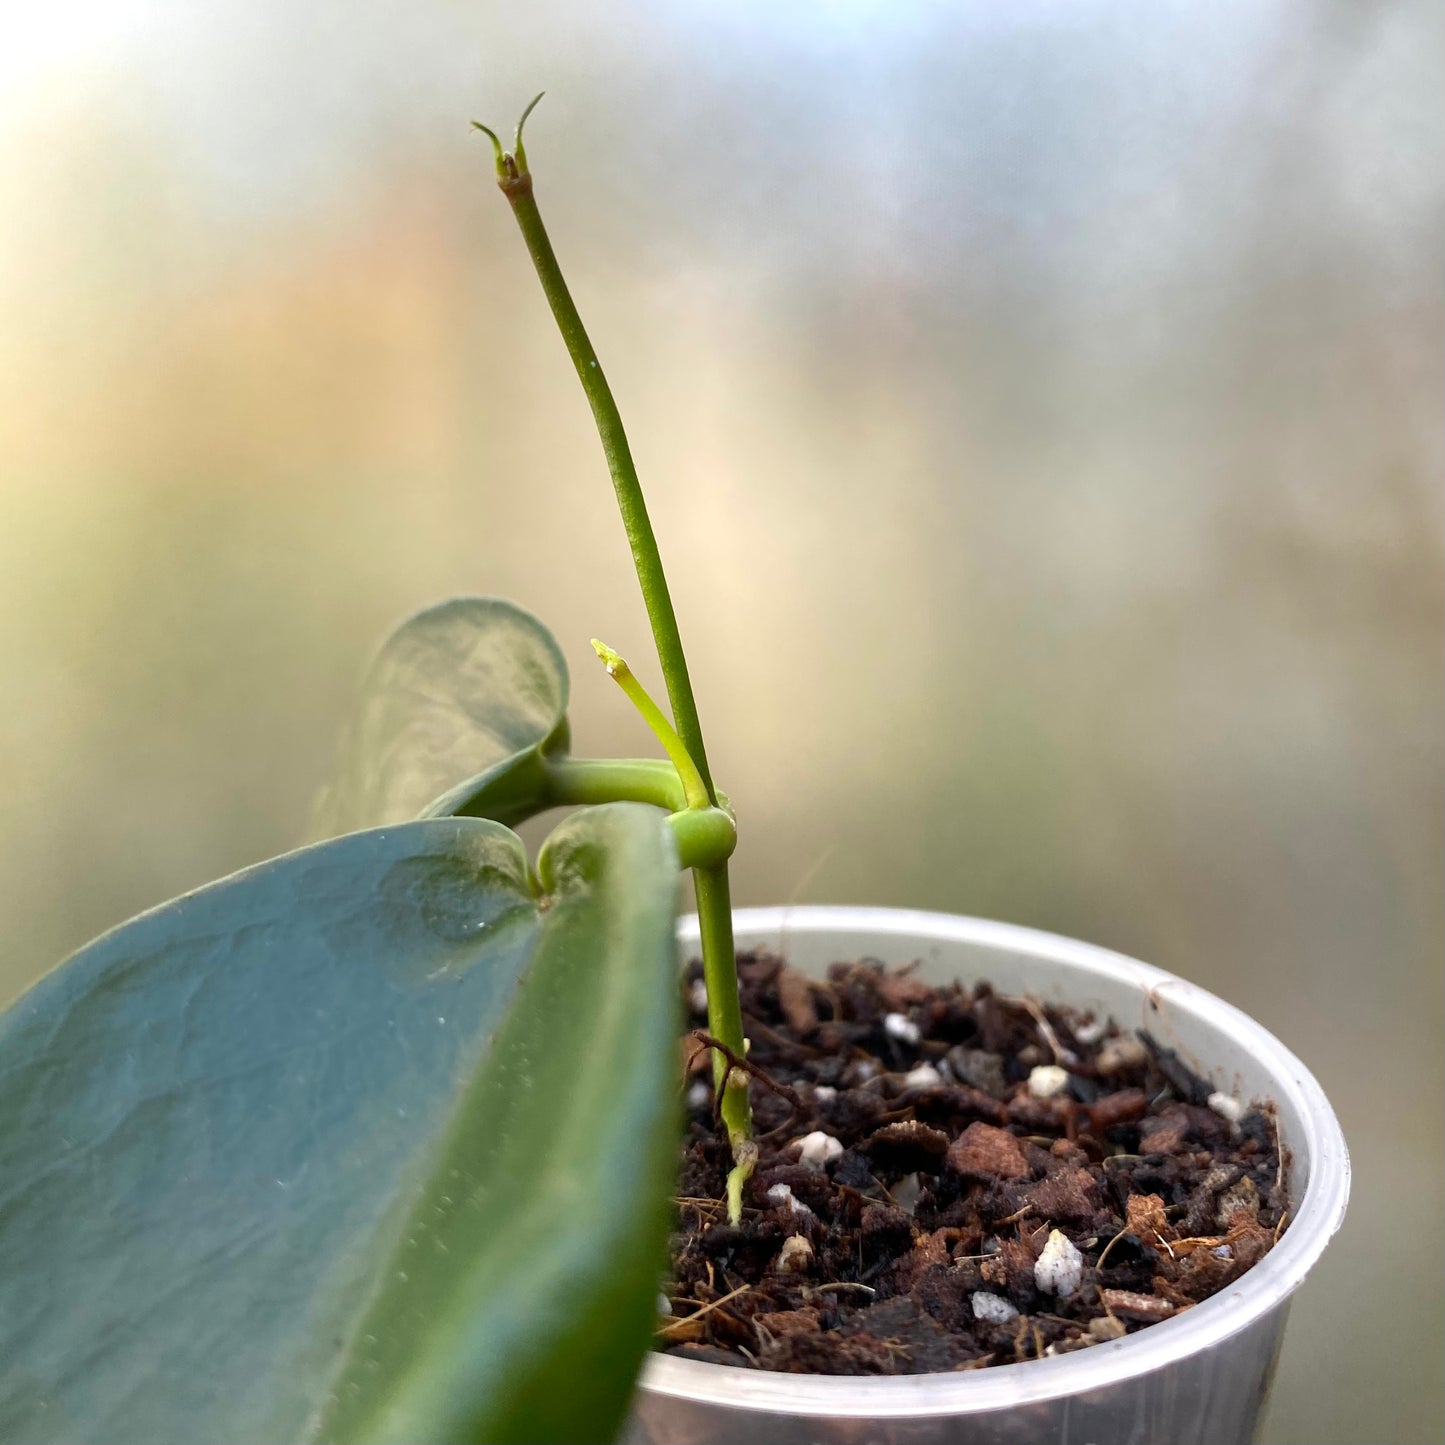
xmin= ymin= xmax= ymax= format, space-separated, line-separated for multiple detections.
xmin=659 ymin=951 xmax=1290 ymax=1374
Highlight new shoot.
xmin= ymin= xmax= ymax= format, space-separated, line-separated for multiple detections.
xmin=475 ymin=96 xmax=755 ymax=1218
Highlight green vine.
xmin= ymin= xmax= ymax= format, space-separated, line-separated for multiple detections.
xmin=474 ymin=97 xmax=754 ymax=1214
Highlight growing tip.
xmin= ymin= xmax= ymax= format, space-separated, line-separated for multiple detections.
xmin=469 ymin=120 xmax=506 ymax=178
xmin=514 ymin=91 xmax=545 ymax=171
xmin=590 ymin=638 xmax=626 ymax=676
xmin=472 ymin=92 xmax=545 ymax=189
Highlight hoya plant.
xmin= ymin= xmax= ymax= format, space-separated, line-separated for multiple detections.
xmin=0 ymin=101 xmax=756 ymax=1444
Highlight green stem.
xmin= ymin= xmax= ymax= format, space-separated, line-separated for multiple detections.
xmin=547 ymin=757 xmax=734 ymax=869
xmin=478 ymin=105 xmax=753 ymax=1215
xmin=486 ymin=147 xmax=715 ymax=803
xmin=692 ymin=865 xmax=752 ymax=1154
xmin=544 ymin=756 xmax=685 ymax=812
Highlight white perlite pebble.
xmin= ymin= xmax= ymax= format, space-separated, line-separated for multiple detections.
xmin=970 ymin=1291 xmax=1019 ymax=1324
xmin=884 ymin=1012 xmax=922 ymax=1045
xmin=1028 ymin=1064 xmax=1071 ymax=1099
xmin=813 ymin=1085 xmax=838 ymax=1103
xmin=1073 ymin=1019 xmax=1107 ymax=1046
xmin=778 ymin=1235 xmax=814 ymax=1272
xmin=890 ymin=1172 xmax=923 ymax=1217
xmin=686 ymin=1080 xmax=710 ymax=1110
xmin=904 ymin=1063 xmax=944 ymax=1089
xmin=1034 ymin=1229 xmax=1084 ymax=1298
xmin=1208 ymin=1091 xmax=1245 ymax=1123
xmin=657 ymin=1292 xmax=673 ymax=1316
xmin=767 ymin=1183 xmax=813 ymax=1217
xmin=795 ymin=1131 xmax=844 ymax=1169
xmin=688 ymin=979 xmax=709 ymax=1015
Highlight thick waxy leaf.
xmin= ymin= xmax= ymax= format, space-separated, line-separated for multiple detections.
xmin=317 ymin=805 xmax=682 ymax=1444
xmin=0 ymin=805 xmax=681 ymax=1445
xmin=313 ymin=597 xmax=570 ymax=837
xmin=419 ymin=747 xmax=562 ymax=829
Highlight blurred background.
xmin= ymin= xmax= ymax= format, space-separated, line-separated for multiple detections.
xmin=1 ymin=0 xmax=1440 ymax=1438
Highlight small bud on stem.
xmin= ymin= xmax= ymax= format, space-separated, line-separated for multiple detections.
xmin=471 ymin=91 xmax=545 ymax=194
xmin=590 ymin=639 xmax=710 ymax=811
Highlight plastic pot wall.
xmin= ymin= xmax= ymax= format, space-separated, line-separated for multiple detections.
xmin=623 ymin=907 xmax=1349 ymax=1445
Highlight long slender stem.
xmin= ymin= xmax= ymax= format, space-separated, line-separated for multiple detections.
xmin=494 ymin=172 xmax=716 ymax=803
xmin=478 ymin=109 xmax=753 ymax=1199
xmin=692 ymin=864 xmax=754 ymax=1165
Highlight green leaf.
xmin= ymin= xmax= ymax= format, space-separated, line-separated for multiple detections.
xmin=316 ymin=805 xmax=683 ymax=1445
xmin=313 ymin=598 xmax=571 ymax=838
xmin=417 ymin=747 xmax=561 ymax=830
xmin=0 ymin=806 xmax=681 ymax=1445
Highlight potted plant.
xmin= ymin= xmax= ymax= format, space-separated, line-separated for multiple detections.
xmin=0 ymin=102 xmax=1347 ymax=1445
xmin=629 ymin=908 xmax=1349 ymax=1445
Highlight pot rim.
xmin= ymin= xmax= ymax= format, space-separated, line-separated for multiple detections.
xmin=641 ymin=905 xmax=1350 ymax=1419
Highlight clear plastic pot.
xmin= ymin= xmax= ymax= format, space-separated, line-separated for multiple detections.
xmin=624 ymin=907 xmax=1349 ymax=1445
